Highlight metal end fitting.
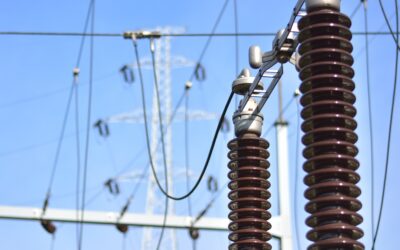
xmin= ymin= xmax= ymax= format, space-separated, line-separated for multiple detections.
xmin=306 ymin=0 xmax=340 ymax=11
xmin=123 ymin=30 xmax=162 ymax=39
xmin=232 ymin=68 xmax=264 ymax=95
xmin=273 ymin=29 xmax=298 ymax=64
xmin=233 ymin=98 xmax=263 ymax=136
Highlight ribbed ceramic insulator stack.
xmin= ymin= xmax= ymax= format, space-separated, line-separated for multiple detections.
xmin=297 ymin=4 xmax=364 ymax=250
xmin=227 ymin=133 xmax=272 ymax=250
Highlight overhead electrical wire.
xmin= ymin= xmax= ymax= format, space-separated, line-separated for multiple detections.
xmin=115 ymin=78 xmax=201 ymax=218
xmin=0 ymin=31 xmax=397 ymax=38
xmin=149 ymin=38 xmax=170 ymax=250
xmin=74 ymin=1 xmax=96 ymax=246
xmin=192 ymin=181 xmax=228 ymax=226
xmin=50 ymin=235 xmax=56 ymax=250
xmin=44 ymin=84 xmax=75 ymax=199
xmin=130 ymin=35 xmax=168 ymax=250
xmin=354 ymin=11 xmax=396 ymax=60
xmin=0 ymin=71 xmax=118 ymax=111
xmin=42 ymin=0 xmax=95 ymax=226
xmin=188 ymin=0 xmax=230 ymax=82
xmin=0 ymin=86 xmax=70 ymax=110
xmin=350 ymin=1 xmax=363 ymax=19
xmin=372 ymin=0 xmax=399 ymax=248
xmin=125 ymin=0 xmax=234 ymax=203
xmin=378 ymin=0 xmax=400 ymax=50
xmin=142 ymin=90 xmax=234 ymax=201
xmin=361 ymin=1 xmax=376 ymax=240
xmin=165 ymin=0 xmax=231 ymax=127
xmin=116 ymin=90 xmax=195 ymax=223
xmin=78 ymin=0 xmax=96 ymax=249
xmin=74 ymin=78 xmax=82 ymax=249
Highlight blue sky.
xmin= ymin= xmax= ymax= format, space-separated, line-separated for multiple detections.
xmin=0 ymin=0 xmax=399 ymax=249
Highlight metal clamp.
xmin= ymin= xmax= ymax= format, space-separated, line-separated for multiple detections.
xmin=123 ymin=30 xmax=162 ymax=40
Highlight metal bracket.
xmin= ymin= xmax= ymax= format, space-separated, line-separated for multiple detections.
xmin=257 ymin=65 xmax=283 ymax=113
xmin=238 ymin=59 xmax=278 ymax=112
xmin=276 ymin=0 xmax=305 ymax=49
xmin=239 ymin=0 xmax=305 ymax=114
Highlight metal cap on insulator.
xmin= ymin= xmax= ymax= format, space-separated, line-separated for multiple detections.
xmin=232 ymin=68 xmax=264 ymax=95
xmin=41 ymin=220 xmax=57 ymax=234
xmin=189 ymin=227 xmax=200 ymax=240
xmin=306 ymin=0 xmax=341 ymax=11
xmin=273 ymin=29 xmax=298 ymax=63
xmin=116 ymin=223 xmax=129 ymax=234
xmin=233 ymin=98 xmax=263 ymax=136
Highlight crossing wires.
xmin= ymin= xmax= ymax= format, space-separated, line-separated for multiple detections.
xmin=40 ymin=1 xmax=95 ymax=248
xmin=78 ymin=0 xmax=96 ymax=249
xmin=379 ymin=0 xmax=400 ymax=50
xmin=372 ymin=0 xmax=400 ymax=249
xmin=120 ymin=0 xmax=234 ymax=203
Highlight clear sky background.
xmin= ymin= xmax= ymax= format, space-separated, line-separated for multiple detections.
xmin=0 ymin=0 xmax=399 ymax=249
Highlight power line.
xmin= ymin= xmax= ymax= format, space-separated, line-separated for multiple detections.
xmin=142 ymin=90 xmax=234 ymax=201
xmin=72 ymin=3 xmax=95 ymax=245
xmin=378 ymin=0 xmax=400 ymax=50
xmin=0 ymin=86 xmax=70 ymax=110
xmin=372 ymin=0 xmax=399 ymax=248
xmin=362 ymin=1 xmax=376 ymax=241
xmin=0 ymin=71 xmax=117 ymax=111
xmin=192 ymin=181 xmax=228 ymax=226
xmin=50 ymin=235 xmax=56 ymax=250
xmin=350 ymin=1 xmax=362 ymax=19
xmin=233 ymin=0 xmax=239 ymax=108
xmin=78 ymin=0 xmax=96 ymax=249
xmin=115 ymin=90 xmax=193 ymax=224
xmin=188 ymin=0 xmax=230 ymax=82
xmin=130 ymin=34 xmax=169 ymax=250
xmin=74 ymin=76 xmax=82 ymax=249
xmin=354 ymin=12 xmax=396 ymax=60
xmin=0 ymin=31 xmax=398 ymax=37
xmin=125 ymin=0 xmax=234 ymax=202
xmin=44 ymin=84 xmax=75 ymax=197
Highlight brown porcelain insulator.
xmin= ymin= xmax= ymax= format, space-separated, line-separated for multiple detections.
xmin=227 ymin=133 xmax=271 ymax=250
xmin=298 ymin=6 xmax=364 ymax=250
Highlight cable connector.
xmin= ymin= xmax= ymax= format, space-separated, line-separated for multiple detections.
xmin=123 ymin=30 xmax=162 ymax=40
